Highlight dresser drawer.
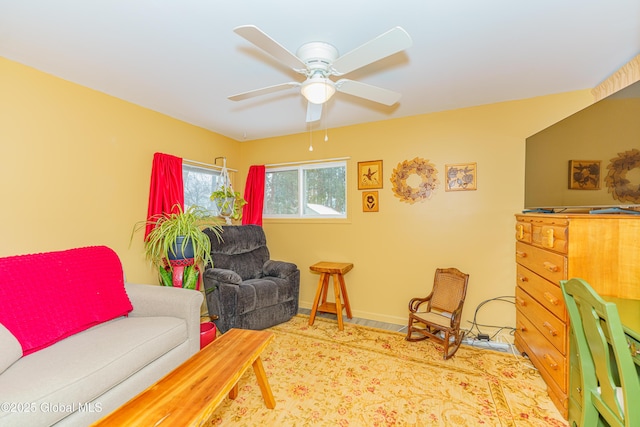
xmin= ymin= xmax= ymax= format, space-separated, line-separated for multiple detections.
xmin=516 ymin=265 xmax=567 ymax=321
xmin=516 ymin=286 xmax=567 ymax=354
xmin=515 ymin=221 xmax=532 ymax=243
xmin=515 ymin=215 xmax=568 ymax=253
xmin=516 ymin=241 xmax=566 ymax=284
xmin=516 ymin=308 xmax=567 ymax=392
xmin=532 ymin=224 xmax=568 ymax=253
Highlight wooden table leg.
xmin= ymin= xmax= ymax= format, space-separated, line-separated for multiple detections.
xmin=228 ymin=383 xmax=239 ymax=400
xmin=337 ymin=273 xmax=352 ymax=319
xmin=309 ymin=274 xmax=326 ymax=326
xmin=320 ymin=273 xmax=329 ymax=305
xmin=253 ymin=357 xmax=276 ymax=409
xmin=332 ymin=273 xmax=344 ymax=330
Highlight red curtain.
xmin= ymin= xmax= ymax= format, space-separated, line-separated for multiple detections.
xmin=145 ymin=152 xmax=184 ymax=239
xmin=242 ymin=165 xmax=265 ymax=226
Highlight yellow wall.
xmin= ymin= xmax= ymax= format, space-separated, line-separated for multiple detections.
xmin=1 ymin=56 xmax=594 ymax=337
xmin=0 ymin=57 xmax=239 ymax=284
xmin=241 ymin=91 xmax=593 ymax=336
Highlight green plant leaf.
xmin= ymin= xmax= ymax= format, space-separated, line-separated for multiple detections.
xmin=158 ymin=266 xmax=173 ymax=287
xmin=130 ymin=204 xmax=223 ymax=272
xmin=210 ymin=186 xmax=247 ymax=221
xmin=183 ymin=265 xmax=199 ymax=290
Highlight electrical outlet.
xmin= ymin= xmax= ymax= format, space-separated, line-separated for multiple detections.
xmin=478 ymin=334 xmax=490 ymax=341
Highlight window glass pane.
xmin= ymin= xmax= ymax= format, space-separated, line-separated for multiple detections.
xmin=183 ymin=164 xmax=222 ymax=214
xmin=264 ymin=169 xmax=299 ymax=215
xmin=303 ymin=165 xmax=346 ymax=215
xmin=264 ymin=161 xmax=346 ymax=219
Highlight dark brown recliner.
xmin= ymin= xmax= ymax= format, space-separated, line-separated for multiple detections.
xmin=202 ymin=225 xmax=300 ymax=334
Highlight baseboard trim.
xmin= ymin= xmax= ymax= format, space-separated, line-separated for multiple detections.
xmin=298 ymin=303 xmax=407 ymax=327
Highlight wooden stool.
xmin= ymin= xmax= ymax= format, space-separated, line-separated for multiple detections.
xmin=308 ymin=261 xmax=354 ymax=331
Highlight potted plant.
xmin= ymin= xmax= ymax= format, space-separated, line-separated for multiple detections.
xmin=210 ymin=186 xmax=247 ymax=223
xmin=131 ymin=204 xmax=223 ymax=289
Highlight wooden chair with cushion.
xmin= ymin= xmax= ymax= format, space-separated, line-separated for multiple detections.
xmin=405 ymin=268 xmax=469 ymax=359
xmin=561 ymin=278 xmax=640 ymax=427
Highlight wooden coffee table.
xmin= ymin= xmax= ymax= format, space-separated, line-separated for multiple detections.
xmin=91 ymin=328 xmax=275 ymax=426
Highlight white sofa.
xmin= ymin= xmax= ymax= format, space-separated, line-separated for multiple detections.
xmin=0 ymin=247 xmax=203 ymax=426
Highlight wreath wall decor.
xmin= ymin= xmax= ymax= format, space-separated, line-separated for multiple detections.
xmin=605 ymin=148 xmax=640 ymax=203
xmin=390 ymin=157 xmax=439 ymax=204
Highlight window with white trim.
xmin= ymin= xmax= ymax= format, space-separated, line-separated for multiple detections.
xmin=264 ymin=161 xmax=347 ymax=219
xmin=182 ymin=164 xmax=223 ymax=214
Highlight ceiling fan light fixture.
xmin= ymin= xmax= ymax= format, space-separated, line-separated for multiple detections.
xmin=301 ymin=76 xmax=336 ymax=104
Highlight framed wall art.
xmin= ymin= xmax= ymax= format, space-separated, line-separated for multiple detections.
xmin=445 ymin=163 xmax=477 ymax=191
xmin=362 ymin=191 xmax=379 ymax=212
xmin=569 ymin=160 xmax=600 ymax=190
xmin=358 ymin=160 xmax=383 ymax=190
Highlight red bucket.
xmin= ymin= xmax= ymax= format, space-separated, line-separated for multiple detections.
xmin=199 ymin=322 xmax=217 ymax=349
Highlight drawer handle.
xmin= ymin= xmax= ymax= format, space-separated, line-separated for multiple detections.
xmin=516 ymin=297 xmax=526 ymax=307
xmin=517 ymin=224 xmax=524 ymax=239
xmin=543 ymin=292 xmax=559 ymax=306
xmin=516 ymin=250 xmax=527 ymax=258
xmin=518 ymin=275 xmax=528 ymax=283
xmin=545 ymin=228 xmax=555 ymax=247
xmin=543 ymin=321 xmax=558 ymax=337
xmin=543 ymin=262 xmax=559 ymax=272
xmin=543 ymin=354 xmax=559 ymax=370
xmin=517 ymin=322 xmax=527 ymax=333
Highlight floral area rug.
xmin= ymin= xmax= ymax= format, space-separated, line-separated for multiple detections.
xmin=205 ymin=315 xmax=567 ymax=426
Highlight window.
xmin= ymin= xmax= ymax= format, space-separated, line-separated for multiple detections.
xmin=182 ymin=164 xmax=223 ymax=214
xmin=264 ymin=161 xmax=347 ymax=219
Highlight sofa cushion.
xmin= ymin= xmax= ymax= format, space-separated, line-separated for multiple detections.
xmin=0 ymin=246 xmax=133 ymax=355
xmin=0 ymin=315 xmax=187 ymax=426
xmin=0 ymin=324 xmax=22 ymax=374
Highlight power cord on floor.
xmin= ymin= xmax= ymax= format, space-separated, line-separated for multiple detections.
xmin=465 ymin=295 xmax=517 ymax=341
xmin=466 ymin=298 xmax=539 ymax=371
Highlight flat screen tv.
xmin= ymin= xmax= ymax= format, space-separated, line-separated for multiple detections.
xmin=524 ymin=80 xmax=640 ymax=212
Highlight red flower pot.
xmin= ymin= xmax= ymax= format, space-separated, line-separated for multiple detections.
xmin=200 ymin=322 xmax=216 ymax=349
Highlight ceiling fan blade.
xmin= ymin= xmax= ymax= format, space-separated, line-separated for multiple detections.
xmin=335 ymin=79 xmax=401 ymax=106
xmin=306 ymin=102 xmax=322 ymax=123
xmin=331 ymin=27 xmax=412 ymax=76
xmin=228 ymin=82 xmax=300 ymax=101
xmin=234 ymin=25 xmax=307 ymax=72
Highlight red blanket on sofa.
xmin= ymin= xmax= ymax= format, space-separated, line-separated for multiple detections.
xmin=0 ymin=246 xmax=133 ymax=355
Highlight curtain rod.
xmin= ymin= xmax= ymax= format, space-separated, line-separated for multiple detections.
xmin=183 ymin=158 xmax=238 ymax=173
xmin=265 ymin=156 xmax=351 ymax=168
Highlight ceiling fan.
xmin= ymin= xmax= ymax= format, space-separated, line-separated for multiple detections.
xmin=228 ymin=25 xmax=413 ymax=123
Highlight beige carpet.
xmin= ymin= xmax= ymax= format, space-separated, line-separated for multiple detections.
xmin=205 ymin=315 xmax=567 ymax=426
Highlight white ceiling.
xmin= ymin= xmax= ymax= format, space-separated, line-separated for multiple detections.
xmin=1 ymin=1 xmax=639 ymax=141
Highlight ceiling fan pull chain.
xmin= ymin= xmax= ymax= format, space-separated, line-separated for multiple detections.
xmin=323 ymin=107 xmax=329 ymax=142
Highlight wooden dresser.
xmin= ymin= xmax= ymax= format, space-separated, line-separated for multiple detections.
xmin=514 ymin=213 xmax=640 ymax=418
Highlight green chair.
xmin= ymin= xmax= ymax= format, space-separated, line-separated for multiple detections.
xmin=561 ymin=278 xmax=640 ymax=427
